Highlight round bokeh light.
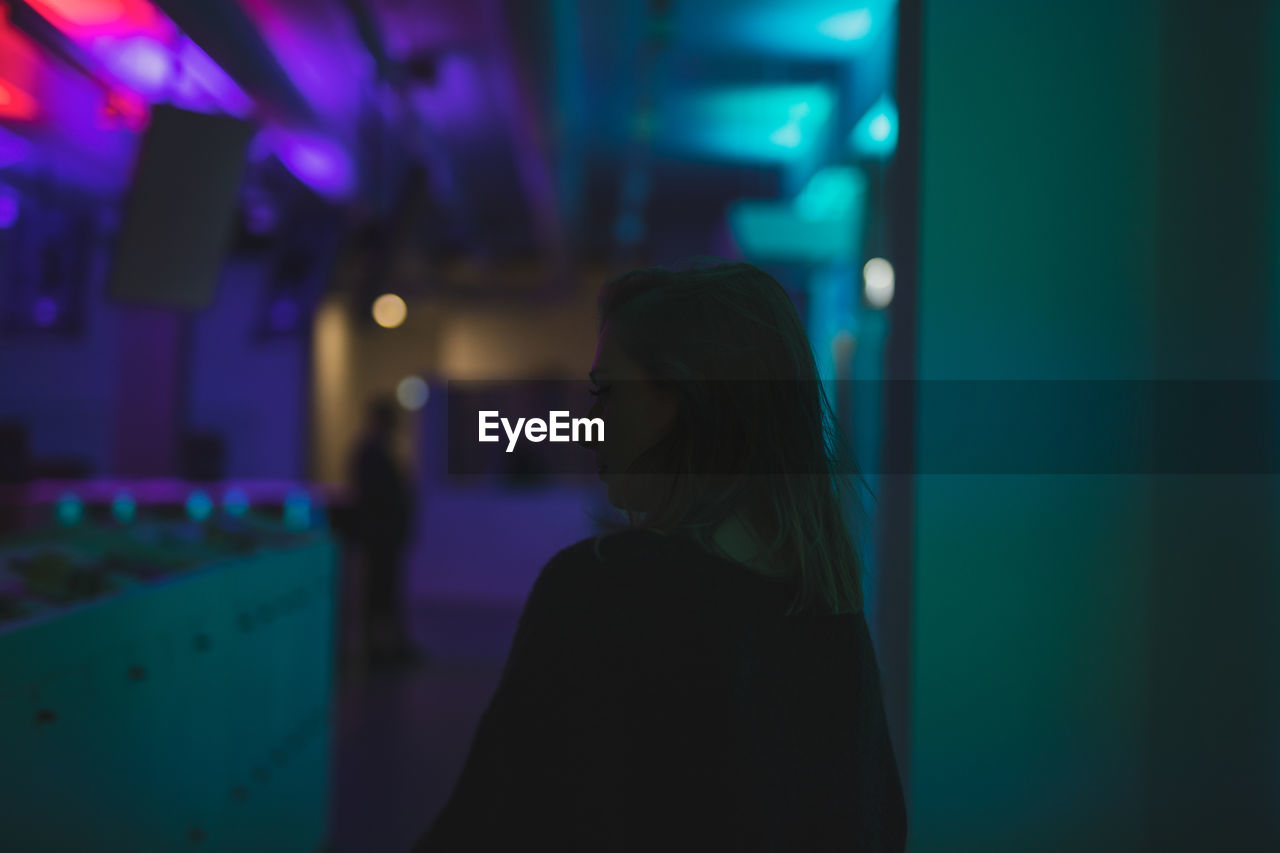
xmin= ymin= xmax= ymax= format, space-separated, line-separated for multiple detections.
xmin=372 ymin=293 xmax=407 ymax=329
xmin=396 ymin=376 xmax=429 ymax=410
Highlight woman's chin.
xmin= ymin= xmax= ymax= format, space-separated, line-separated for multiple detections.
xmin=603 ymin=477 xmax=661 ymax=514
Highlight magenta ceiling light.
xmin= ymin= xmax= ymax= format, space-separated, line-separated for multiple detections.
xmin=26 ymin=0 xmax=252 ymax=118
xmin=98 ymin=34 xmax=171 ymax=96
xmin=24 ymin=1 xmax=165 ymax=40
xmin=271 ymin=130 xmax=354 ymax=199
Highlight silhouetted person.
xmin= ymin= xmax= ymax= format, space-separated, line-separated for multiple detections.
xmin=349 ymin=397 xmax=419 ymax=667
xmin=413 ymin=261 xmax=906 ymax=851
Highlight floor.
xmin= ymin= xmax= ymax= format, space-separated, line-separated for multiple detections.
xmin=329 ymin=602 xmax=522 ymax=853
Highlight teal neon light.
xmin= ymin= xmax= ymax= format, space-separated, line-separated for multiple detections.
xmin=186 ymin=490 xmax=213 ymax=523
xmin=661 ymin=84 xmax=836 ymax=162
xmin=56 ymin=493 xmax=83 ymax=526
xmin=795 ymin=166 xmax=866 ymax=221
xmin=819 ymin=9 xmax=873 ymax=41
xmin=112 ymin=492 xmax=136 ymax=524
xmin=283 ymin=489 xmax=311 ymax=530
xmin=850 ymin=95 xmax=898 ymax=157
xmin=728 ymin=165 xmax=867 ymax=262
xmin=671 ymin=0 xmax=896 ymax=59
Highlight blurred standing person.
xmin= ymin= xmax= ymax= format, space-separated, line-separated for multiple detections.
xmin=349 ymin=396 xmax=421 ymax=667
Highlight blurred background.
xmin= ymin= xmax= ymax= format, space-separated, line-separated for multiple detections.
xmin=0 ymin=0 xmax=1276 ymax=851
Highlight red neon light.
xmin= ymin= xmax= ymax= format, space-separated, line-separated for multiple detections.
xmin=25 ymin=0 xmax=164 ymax=40
xmin=30 ymin=0 xmax=126 ymax=26
xmin=100 ymin=88 xmax=148 ymax=130
xmin=0 ymin=9 xmax=42 ymax=96
xmin=0 ymin=79 xmax=38 ymax=121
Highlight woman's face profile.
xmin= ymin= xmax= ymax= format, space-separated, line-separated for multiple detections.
xmin=582 ymin=323 xmax=677 ymax=512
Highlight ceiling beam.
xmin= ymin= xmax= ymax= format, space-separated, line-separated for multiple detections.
xmin=150 ymin=0 xmax=318 ymax=128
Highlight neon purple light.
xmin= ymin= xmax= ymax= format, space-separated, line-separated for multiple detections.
xmin=411 ymin=54 xmax=490 ymax=135
xmin=238 ymin=0 xmax=370 ymax=131
xmin=0 ymin=129 xmax=29 ymax=171
xmin=0 ymin=189 xmax=18 ymax=228
xmin=275 ymin=133 xmax=354 ymax=199
xmin=70 ymin=22 xmax=252 ymax=117
xmin=174 ymin=38 xmax=253 ymax=117
xmin=100 ymin=35 xmax=173 ymax=96
xmin=33 ymin=298 xmax=59 ymax=327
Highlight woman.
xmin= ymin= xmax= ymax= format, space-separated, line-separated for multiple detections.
xmin=413 ymin=261 xmax=906 ymax=851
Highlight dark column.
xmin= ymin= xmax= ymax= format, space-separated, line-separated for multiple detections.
xmin=878 ymin=0 xmax=922 ymax=800
xmin=1147 ymin=2 xmax=1280 ymax=849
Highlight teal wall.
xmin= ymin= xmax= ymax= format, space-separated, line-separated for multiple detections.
xmin=911 ymin=1 xmax=1278 ymax=850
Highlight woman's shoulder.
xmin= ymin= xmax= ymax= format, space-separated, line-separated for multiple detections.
xmin=517 ymin=531 xmax=678 ymax=633
xmin=540 ymin=529 xmax=785 ymax=611
xmin=534 ymin=529 xmax=715 ymax=599
xmin=540 ymin=529 xmax=677 ymax=582
xmin=546 ymin=526 xmax=673 ymax=559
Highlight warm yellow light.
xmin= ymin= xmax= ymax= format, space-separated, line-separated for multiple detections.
xmin=372 ymin=293 xmax=407 ymax=328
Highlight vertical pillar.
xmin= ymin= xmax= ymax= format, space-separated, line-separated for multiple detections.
xmin=1147 ymin=2 xmax=1280 ymax=848
xmin=880 ymin=0 xmax=922 ymax=800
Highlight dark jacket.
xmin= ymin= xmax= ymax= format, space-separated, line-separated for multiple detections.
xmin=414 ymin=528 xmax=907 ymax=852
xmin=349 ymin=434 xmax=414 ymax=549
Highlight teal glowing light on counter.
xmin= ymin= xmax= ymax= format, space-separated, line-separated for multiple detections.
xmin=112 ymin=492 xmax=136 ymax=524
xmin=283 ymin=489 xmax=311 ymax=530
xmin=222 ymin=488 xmax=250 ymax=518
xmin=56 ymin=493 xmax=83 ymax=526
xmin=850 ymin=95 xmax=898 ymax=157
xmin=186 ymin=490 xmax=213 ymax=522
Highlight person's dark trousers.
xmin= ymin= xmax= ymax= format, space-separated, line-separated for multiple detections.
xmin=362 ymin=540 xmax=412 ymax=663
